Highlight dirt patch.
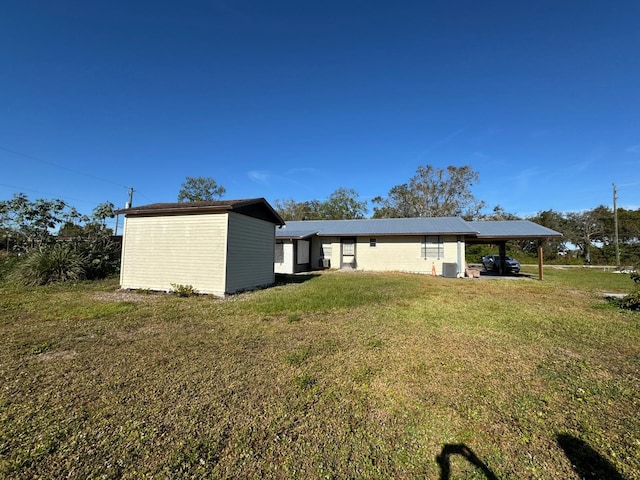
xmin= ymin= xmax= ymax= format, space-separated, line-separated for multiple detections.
xmin=91 ymin=290 xmax=164 ymax=303
xmin=37 ymin=350 xmax=77 ymax=362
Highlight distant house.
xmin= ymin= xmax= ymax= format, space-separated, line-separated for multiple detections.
xmin=117 ymin=199 xmax=284 ymax=296
xmin=275 ymin=218 xmax=561 ymax=277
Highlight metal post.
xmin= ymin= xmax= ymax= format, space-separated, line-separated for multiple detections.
xmin=613 ymin=183 xmax=620 ymax=267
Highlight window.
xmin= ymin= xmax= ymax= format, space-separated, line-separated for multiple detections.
xmin=274 ymin=241 xmax=284 ymax=263
xmin=342 ymin=239 xmax=355 ymax=255
xmin=421 ymin=236 xmax=443 ymax=259
xmin=369 ymin=238 xmax=377 ymax=247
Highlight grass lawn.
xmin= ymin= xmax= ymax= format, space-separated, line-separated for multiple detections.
xmin=1 ymin=269 xmax=639 ymax=479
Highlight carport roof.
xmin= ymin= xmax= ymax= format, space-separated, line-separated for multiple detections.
xmin=467 ymin=220 xmax=562 ymax=240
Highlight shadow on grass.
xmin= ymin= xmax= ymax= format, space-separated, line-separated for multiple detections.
xmin=436 ymin=444 xmax=498 ymax=480
xmin=556 ymin=433 xmax=625 ymax=480
xmin=274 ymin=273 xmax=321 ymax=285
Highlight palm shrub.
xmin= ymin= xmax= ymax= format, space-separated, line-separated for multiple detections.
xmin=0 ymin=251 xmax=21 ymax=281
xmin=77 ymin=233 xmax=121 ymax=279
xmin=11 ymin=244 xmax=87 ymax=286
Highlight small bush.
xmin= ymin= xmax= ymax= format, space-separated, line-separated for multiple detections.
xmin=171 ymin=283 xmax=198 ymax=297
xmin=630 ymin=270 xmax=640 ymax=284
xmin=11 ymin=244 xmax=87 ymax=286
xmin=617 ymin=291 xmax=640 ymax=311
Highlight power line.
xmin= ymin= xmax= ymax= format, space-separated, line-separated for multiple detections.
xmin=0 ymin=145 xmax=128 ymax=189
xmin=0 ymin=182 xmax=97 ymax=206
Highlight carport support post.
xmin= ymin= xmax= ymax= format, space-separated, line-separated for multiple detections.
xmin=538 ymin=240 xmax=544 ymax=281
xmin=498 ymin=242 xmax=507 ymax=275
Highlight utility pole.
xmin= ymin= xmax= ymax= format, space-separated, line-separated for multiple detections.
xmin=127 ymin=187 xmax=135 ymax=208
xmin=613 ymin=183 xmax=620 ymax=267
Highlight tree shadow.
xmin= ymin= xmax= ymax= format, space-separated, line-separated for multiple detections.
xmin=437 ymin=444 xmax=499 ymax=480
xmin=556 ymin=433 xmax=625 ymax=480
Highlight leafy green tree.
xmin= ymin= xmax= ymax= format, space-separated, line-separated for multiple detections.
xmin=92 ymin=202 xmax=115 ymax=227
xmin=563 ymin=208 xmax=610 ymax=264
xmin=525 ymin=210 xmax=567 ymax=260
xmin=319 ymin=188 xmax=368 ymax=220
xmin=274 ymin=199 xmax=323 ymax=221
xmin=177 ymin=176 xmax=225 ymax=202
xmin=0 ymin=193 xmax=67 ymax=250
xmin=372 ymin=165 xmax=485 ymax=219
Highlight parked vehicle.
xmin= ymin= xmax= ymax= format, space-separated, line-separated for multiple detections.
xmin=481 ymin=254 xmax=521 ymax=274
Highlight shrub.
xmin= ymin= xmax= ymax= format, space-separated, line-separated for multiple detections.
xmin=11 ymin=244 xmax=87 ymax=286
xmin=0 ymin=251 xmax=21 ymax=281
xmin=171 ymin=283 xmax=198 ymax=297
xmin=76 ymin=235 xmax=121 ymax=280
xmin=617 ymin=291 xmax=640 ymax=311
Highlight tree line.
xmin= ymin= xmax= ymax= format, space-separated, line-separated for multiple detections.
xmin=1 ymin=166 xmax=638 ymax=284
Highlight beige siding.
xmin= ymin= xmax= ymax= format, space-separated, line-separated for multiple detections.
xmin=320 ymin=235 xmax=463 ymax=275
xmin=225 ymin=213 xmax=276 ymax=293
xmin=120 ymin=213 xmax=228 ymax=295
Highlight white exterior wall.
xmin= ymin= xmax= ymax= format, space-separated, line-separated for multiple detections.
xmin=225 ymin=213 xmax=276 ymax=293
xmin=313 ymin=237 xmax=338 ymax=269
xmin=120 ymin=213 xmax=228 ymax=295
xmin=274 ymin=240 xmax=294 ymax=274
xmin=314 ymin=235 xmax=463 ymax=275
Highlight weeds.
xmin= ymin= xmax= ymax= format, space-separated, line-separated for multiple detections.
xmin=170 ymin=283 xmax=198 ymax=297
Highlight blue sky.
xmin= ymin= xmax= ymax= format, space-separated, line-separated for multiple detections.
xmin=2 ymin=1 xmax=639 ymax=229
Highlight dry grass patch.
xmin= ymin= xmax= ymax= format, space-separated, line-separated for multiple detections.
xmin=1 ymin=271 xmax=638 ymax=479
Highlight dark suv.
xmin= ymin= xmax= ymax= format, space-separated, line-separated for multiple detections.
xmin=481 ymin=255 xmax=521 ymax=274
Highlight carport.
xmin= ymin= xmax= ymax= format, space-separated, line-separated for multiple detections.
xmin=466 ymin=220 xmax=563 ymax=280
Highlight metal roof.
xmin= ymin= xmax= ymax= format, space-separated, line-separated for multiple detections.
xmin=467 ymin=220 xmax=562 ymax=239
xmin=276 ymin=217 xmax=477 ymax=238
xmin=276 ymin=218 xmax=562 ymax=240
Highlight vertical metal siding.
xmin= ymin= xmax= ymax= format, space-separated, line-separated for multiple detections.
xmin=225 ymin=213 xmax=276 ymax=293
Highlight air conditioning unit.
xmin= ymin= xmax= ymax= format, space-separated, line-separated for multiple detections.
xmin=442 ymin=263 xmax=458 ymax=278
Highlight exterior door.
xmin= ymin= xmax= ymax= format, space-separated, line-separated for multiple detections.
xmin=340 ymin=238 xmax=356 ymax=269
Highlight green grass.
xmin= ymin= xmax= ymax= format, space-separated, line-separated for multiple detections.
xmin=1 ymin=269 xmax=638 ymax=479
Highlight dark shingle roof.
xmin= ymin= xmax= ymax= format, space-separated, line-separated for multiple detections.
xmin=116 ymin=198 xmax=284 ymax=225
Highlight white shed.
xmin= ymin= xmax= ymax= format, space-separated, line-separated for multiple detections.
xmin=117 ymin=199 xmax=284 ymax=296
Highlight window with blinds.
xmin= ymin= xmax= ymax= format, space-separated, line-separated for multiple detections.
xmin=421 ymin=236 xmax=443 ymax=259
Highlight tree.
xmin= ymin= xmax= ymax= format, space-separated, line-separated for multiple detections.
xmin=274 ymin=199 xmax=322 ymax=221
xmin=526 ymin=210 xmax=567 ymax=260
xmin=319 ymin=188 xmax=368 ymax=220
xmin=0 ymin=193 xmax=67 ymax=250
xmin=481 ymin=205 xmax=521 ymax=221
xmin=563 ymin=208 xmax=609 ymax=264
xmin=177 ymin=176 xmax=225 ymax=202
xmin=91 ymin=202 xmax=115 ymax=228
xmin=372 ymin=165 xmax=485 ymax=219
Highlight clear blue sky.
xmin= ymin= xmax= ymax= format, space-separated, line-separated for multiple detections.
xmin=2 ymin=0 xmax=639 ymax=229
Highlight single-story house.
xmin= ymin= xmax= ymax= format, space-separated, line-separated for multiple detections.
xmin=117 ymin=198 xmax=284 ymax=296
xmin=275 ymin=218 xmax=562 ymax=277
